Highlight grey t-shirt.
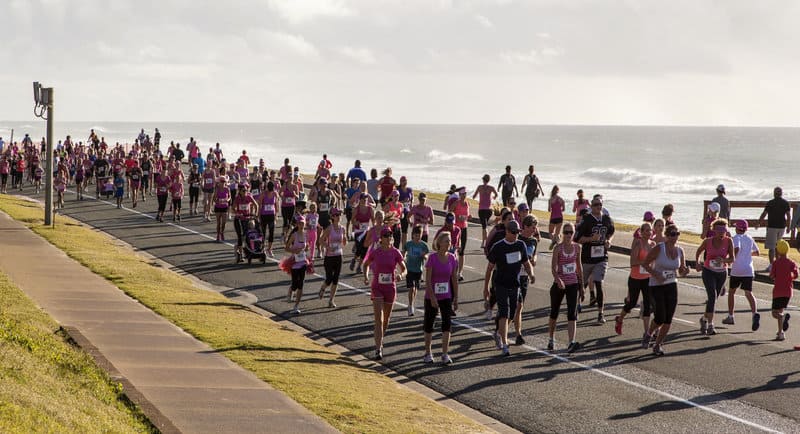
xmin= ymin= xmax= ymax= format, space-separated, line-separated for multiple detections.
xmin=711 ymin=195 xmax=730 ymax=220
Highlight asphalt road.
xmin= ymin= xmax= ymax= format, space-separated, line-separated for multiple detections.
xmin=29 ymin=185 xmax=800 ymax=433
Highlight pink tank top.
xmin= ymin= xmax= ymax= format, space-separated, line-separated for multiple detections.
xmin=704 ymin=238 xmax=730 ymax=271
xmin=478 ymin=185 xmax=492 ymax=210
xmin=556 ymin=244 xmax=579 ymax=285
xmin=630 ymin=240 xmax=651 ymax=280
xmin=260 ymin=192 xmax=277 ymax=215
xmin=550 ymin=197 xmax=564 ymax=219
xmin=326 ymin=225 xmax=344 ymax=257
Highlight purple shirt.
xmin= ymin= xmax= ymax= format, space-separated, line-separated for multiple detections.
xmin=425 ymin=252 xmax=458 ymax=300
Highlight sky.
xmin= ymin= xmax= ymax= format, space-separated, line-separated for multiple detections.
xmin=2 ymin=0 xmax=800 ymax=126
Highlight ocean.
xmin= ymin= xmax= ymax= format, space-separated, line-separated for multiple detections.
xmin=1 ymin=121 xmax=798 ymax=232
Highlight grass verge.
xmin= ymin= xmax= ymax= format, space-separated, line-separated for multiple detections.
xmin=0 ymin=195 xmax=490 ymax=434
xmin=0 ymin=270 xmax=155 ymax=433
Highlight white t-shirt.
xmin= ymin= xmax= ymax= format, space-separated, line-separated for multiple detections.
xmin=731 ymin=233 xmax=757 ymax=277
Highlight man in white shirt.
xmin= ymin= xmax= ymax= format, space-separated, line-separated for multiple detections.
xmin=722 ymin=219 xmax=760 ymax=330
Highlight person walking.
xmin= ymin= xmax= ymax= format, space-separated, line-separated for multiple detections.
xmin=574 ymin=197 xmax=615 ymax=323
xmin=497 ymin=165 xmax=518 ymax=207
xmin=422 ymin=231 xmax=459 ymax=365
xmin=521 ymin=165 xmax=544 ymax=209
xmin=712 ymin=184 xmax=730 ymax=220
xmin=548 ymin=223 xmax=583 ymax=353
xmin=757 ymin=186 xmax=792 ymax=271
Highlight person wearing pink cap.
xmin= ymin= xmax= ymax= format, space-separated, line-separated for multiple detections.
xmin=362 ymin=226 xmax=406 ymax=360
xmin=633 ymin=211 xmax=656 ymax=239
xmin=319 ymin=208 xmax=346 ymax=308
xmin=448 ymin=187 xmax=471 ymax=281
xmin=722 ymin=219 xmax=761 ymax=330
xmin=286 ymin=214 xmax=309 ymax=314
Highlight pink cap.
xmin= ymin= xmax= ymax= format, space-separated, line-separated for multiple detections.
xmin=735 ymin=219 xmax=748 ymax=231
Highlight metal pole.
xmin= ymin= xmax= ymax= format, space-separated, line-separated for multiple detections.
xmin=44 ymin=89 xmax=54 ymax=226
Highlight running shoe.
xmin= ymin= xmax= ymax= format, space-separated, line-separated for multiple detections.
xmin=515 ymin=334 xmax=525 ymax=345
xmin=485 ymin=309 xmax=493 ymax=321
xmin=577 ymin=303 xmax=582 ymax=314
xmin=349 ymin=258 xmax=355 ymax=271
xmin=766 ymin=263 xmax=772 ymax=273
xmin=776 ymin=331 xmax=786 ymax=341
xmin=597 ymin=313 xmax=606 ymax=324
xmin=589 ymin=292 xmax=597 ymax=307
xmin=267 ymin=249 xmax=274 ymax=257
xmin=719 ymin=286 xmax=726 ymax=297
xmin=783 ymin=313 xmax=791 ymax=332
xmin=493 ymin=331 xmax=502 ymax=349
xmin=408 ymin=306 xmax=415 ymax=316
xmin=614 ymin=316 xmax=623 ymax=335
xmin=458 ymin=274 xmax=464 ymax=282
xmin=722 ymin=315 xmax=735 ymax=325
xmin=328 ymin=300 xmax=337 ymax=308
xmin=374 ymin=349 xmax=383 ymax=360
xmin=699 ymin=317 xmax=708 ymax=335
xmin=706 ymin=324 xmax=717 ymax=335
xmin=423 ymin=353 xmax=433 ymax=364
xmin=650 ymin=331 xmax=659 ymax=347
xmin=291 ymin=306 xmax=301 ymax=314
xmin=752 ymin=312 xmax=761 ymax=331
xmin=566 ymin=341 xmax=580 ymax=354
xmin=547 ymin=338 xmax=554 ymax=351
xmin=641 ymin=333 xmax=651 ymax=349
xmin=652 ymin=345 xmax=665 ymax=356
xmin=441 ymin=354 xmax=453 ymax=365
xmin=501 ymin=346 xmax=511 ymax=357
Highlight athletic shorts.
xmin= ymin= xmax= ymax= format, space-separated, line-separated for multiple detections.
xmin=406 ymin=271 xmax=422 ymax=289
xmin=478 ymin=209 xmax=493 ymax=229
xmin=729 ymin=275 xmax=753 ymax=291
xmin=518 ymin=275 xmax=529 ymax=302
xmin=549 ymin=217 xmax=563 ymax=225
xmin=582 ymin=261 xmax=608 ymax=285
xmin=371 ymin=286 xmax=396 ymax=303
xmin=494 ymin=285 xmax=519 ymax=319
xmin=772 ymin=297 xmax=790 ymax=310
xmin=765 ymin=227 xmax=785 ymax=249
xmin=214 ymin=206 xmax=228 ymax=214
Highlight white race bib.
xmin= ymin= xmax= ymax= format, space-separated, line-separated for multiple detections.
xmin=379 ymin=273 xmax=393 ymax=284
xmin=264 ymin=204 xmax=275 ymax=212
xmin=710 ymin=259 xmax=724 ymax=271
xmin=284 ymin=197 xmax=295 ymax=205
xmin=434 ymin=282 xmax=449 ymax=295
xmin=319 ymin=203 xmax=330 ymax=212
xmin=662 ymin=270 xmax=676 ymax=284
xmin=358 ymin=222 xmax=370 ymax=231
xmin=294 ymin=252 xmax=306 ymax=262
xmin=562 ymin=263 xmax=576 ymax=274
xmin=639 ymin=266 xmax=649 ymax=276
xmin=505 ymin=251 xmax=521 ymax=264
xmin=238 ymin=204 xmax=249 ymax=211
xmin=251 ymin=188 xmax=260 ymax=195
xmin=591 ymin=245 xmax=605 ymax=258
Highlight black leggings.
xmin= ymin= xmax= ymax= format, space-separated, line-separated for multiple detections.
xmin=651 ymin=283 xmax=678 ymax=325
xmin=260 ymin=214 xmax=276 ymax=243
xmin=549 ymin=283 xmax=580 ymax=321
xmin=424 ymin=298 xmax=453 ymax=333
xmin=234 ymin=218 xmax=247 ymax=247
xmin=702 ymin=268 xmax=727 ymax=314
xmin=323 ymin=255 xmax=342 ymax=285
xmin=189 ymin=186 xmax=200 ymax=205
xmin=281 ymin=206 xmax=295 ymax=229
xmin=291 ymin=266 xmax=307 ymax=290
xmin=458 ymin=227 xmax=467 ymax=256
xmin=392 ymin=225 xmax=401 ymax=249
xmin=624 ymin=277 xmax=652 ymax=317
xmin=157 ymin=194 xmax=168 ymax=212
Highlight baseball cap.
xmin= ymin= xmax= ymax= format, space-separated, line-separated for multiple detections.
xmin=518 ymin=203 xmax=529 ymax=211
xmin=294 ymin=214 xmax=305 ymax=223
xmin=380 ymin=227 xmax=393 ymax=237
xmin=331 ymin=207 xmax=342 ymax=216
xmin=708 ymin=202 xmax=720 ymax=213
xmin=506 ymin=220 xmax=521 ymax=234
xmin=319 ymin=178 xmax=328 ymax=185
xmin=776 ymin=239 xmax=790 ymax=255
xmin=643 ymin=211 xmax=655 ymax=222
xmin=734 ymin=219 xmax=748 ymax=231
xmin=391 ymin=189 xmax=399 ymax=197
xmin=445 ymin=213 xmax=455 ymax=224
xmin=717 ymin=184 xmax=726 ymax=193
xmin=457 ymin=186 xmax=467 ymax=194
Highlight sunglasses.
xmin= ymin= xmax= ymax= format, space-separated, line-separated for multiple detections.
xmin=591 ymin=203 xmax=602 ymax=207
xmin=666 ymin=232 xmax=680 ymax=237
xmin=563 ymin=230 xmax=574 ymax=234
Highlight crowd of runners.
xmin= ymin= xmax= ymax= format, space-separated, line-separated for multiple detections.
xmin=1 ymin=128 xmax=798 ymax=362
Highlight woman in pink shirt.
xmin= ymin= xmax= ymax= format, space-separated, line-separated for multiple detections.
xmin=473 ymin=174 xmax=497 ymax=248
xmin=423 ymin=231 xmax=459 ymax=364
xmin=362 ymin=227 xmax=406 ymax=360
xmin=410 ymin=193 xmax=434 ymax=242
xmin=547 ymin=185 xmax=565 ymax=250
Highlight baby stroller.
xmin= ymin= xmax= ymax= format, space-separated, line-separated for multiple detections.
xmin=243 ymin=220 xmax=267 ymax=264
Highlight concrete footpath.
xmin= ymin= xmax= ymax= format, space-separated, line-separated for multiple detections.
xmin=0 ymin=212 xmax=337 ymax=434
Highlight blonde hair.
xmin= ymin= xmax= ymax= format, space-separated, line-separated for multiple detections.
xmin=435 ymin=231 xmax=452 ymax=251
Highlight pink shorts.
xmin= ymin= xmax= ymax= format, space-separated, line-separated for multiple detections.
xmin=371 ymin=286 xmax=396 ymax=303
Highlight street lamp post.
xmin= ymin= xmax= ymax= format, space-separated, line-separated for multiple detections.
xmin=33 ymin=82 xmax=54 ymax=226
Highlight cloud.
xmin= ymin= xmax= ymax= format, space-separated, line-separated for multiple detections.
xmin=500 ymin=50 xmax=541 ymax=65
xmin=474 ymin=14 xmax=494 ymax=28
xmin=266 ymin=0 xmax=355 ymax=24
xmin=337 ymin=46 xmax=377 ymax=65
xmin=247 ymin=29 xmax=320 ymax=59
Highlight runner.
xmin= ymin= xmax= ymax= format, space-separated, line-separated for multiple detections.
xmin=711 ymin=184 xmax=730 ymax=220
xmin=521 ymin=165 xmax=544 ymax=209
xmin=113 ymin=172 xmax=125 ymax=209
xmin=201 ymin=162 xmax=217 ymax=221
xmin=409 ymin=192 xmax=434 ymax=243
xmin=652 ymin=218 xmax=666 ymax=244
xmin=383 ymin=190 xmax=404 ymax=248
xmin=170 ymin=175 xmax=184 ymax=221
xmin=378 ymin=168 xmax=397 ymax=205
xmin=0 ymin=156 xmax=10 ymax=193
xmin=473 ymin=174 xmax=497 ymax=248
xmin=436 ymin=213 xmax=461 ymax=258
xmin=397 ymin=176 xmax=413 ymax=247
xmin=422 ymin=231 xmax=458 ymax=365
xmin=513 ymin=215 xmax=539 ymax=345
xmin=769 ymin=239 xmax=797 ymax=341
xmin=140 ymin=153 xmax=153 ymax=198
xmin=404 ymin=225 xmax=429 ymax=316
xmin=305 ymin=203 xmax=320 ymax=260
xmin=258 ymin=181 xmax=280 ymax=257
xmin=280 ymin=176 xmax=299 ymax=242
xmin=722 ymin=219 xmax=760 ymax=330
xmin=497 ymin=165 xmax=518 ymax=207
xmin=694 ymin=219 xmax=734 ymax=335
xmin=642 ymin=224 xmax=690 ymax=356
xmin=701 ymin=202 xmax=720 ymax=239
xmin=213 ymin=177 xmax=230 ymax=242
xmin=484 ymin=220 xmax=534 ymax=356
xmin=614 ymin=222 xmax=655 ymax=338
xmin=548 ymin=222 xmax=583 ymax=352
xmin=318 ymin=208 xmax=346 ymax=308
xmin=757 ymin=186 xmax=791 ymax=271
xmin=187 ymin=164 xmax=200 ymax=216
xmin=286 ymin=215 xmax=310 ymax=314
xmin=367 ymin=168 xmax=379 ymax=202
xmin=362 ymin=226 xmax=406 ymax=360
xmin=350 ymin=194 xmax=374 ymax=273
xmin=154 ymin=171 xmax=171 ymax=222
xmin=483 ymin=208 xmax=513 ymax=321
xmin=343 ymin=178 xmax=361 ymax=239
xmin=574 ymin=196 xmax=615 ymax=323
xmin=449 ymin=187 xmax=470 ymax=281
xmin=548 ymin=185 xmax=565 ymax=250
xmin=128 ymin=160 xmax=142 ymax=208
xmin=572 ymin=189 xmax=590 ymax=226
xmin=346 ymin=159 xmax=367 ymax=184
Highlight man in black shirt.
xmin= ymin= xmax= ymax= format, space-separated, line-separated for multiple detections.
xmin=757 ymin=186 xmax=792 ymax=267
xmin=497 ymin=165 xmax=517 ymax=207
xmin=93 ymin=154 xmax=110 ymax=199
xmin=484 ymin=220 xmax=534 ymax=356
xmin=574 ymin=197 xmax=615 ymax=324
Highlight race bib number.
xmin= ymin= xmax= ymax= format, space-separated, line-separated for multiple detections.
xmin=319 ymin=203 xmax=330 ymax=212
xmin=434 ymin=282 xmax=449 ymax=295
xmin=251 ymin=188 xmax=259 ymax=195
xmin=158 ymin=186 xmax=167 ymax=193
xmin=191 ymin=182 xmax=200 ymax=188
xmin=710 ymin=259 xmax=724 ymax=270
xmin=379 ymin=273 xmax=393 ymax=284
xmin=562 ymin=263 xmax=576 ymax=274
xmin=264 ymin=204 xmax=275 ymax=212
xmin=131 ymin=175 xmax=139 ymax=180
xmin=639 ymin=266 xmax=649 ymax=276
xmin=204 ymin=178 xmax=213 ymax=187
xmin=284 ymin=198 xmax=295 ymax=205
xmin=329 ymin=242 xmax=341 ymax=253
xmin=505 ymin=251 xmax=521 ymax=264
xmin=591 ymin=245 xmax=605 ymax=258
xmin=358 ymin=222 xmax=370 ymax=232
xmin=458 ymin=215 xmax=467 ymax=221
xmin=294 ymin=252 xmax=306 ymax=262
xmin=662 ymin=270 xmax=676 ymax=283
xmin=143 ymin=170 xmax=149 ymax=175
xmin=238 ymin=204 xmax=249 ymax=212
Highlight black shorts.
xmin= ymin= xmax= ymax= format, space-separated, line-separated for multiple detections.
xmin=172 ymin=198 xmax=182 ymax=209
xmin=400 ymin=211 xmax=410 ymax=233
xmin=345 ymin=207 xmax=353 ymax=222
xmin=518 ymin=275 xmax=529 ymax=302
xmin=478 ymin=209 xmax=493 ymax=230
xmin=772 ymin=297 xmax=790 ymax=310
xmin=549 ymin=217 xmax=563 ymax=225
xmin=729 ymin=276 xmax=753 ymax=291
xmin=214 ymin=206 xmax=228 ymax=214
xmin=406 ymin=271 xmax=422 ymax=289
xmin=157 ymin=194 xmax=168 ymax=212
